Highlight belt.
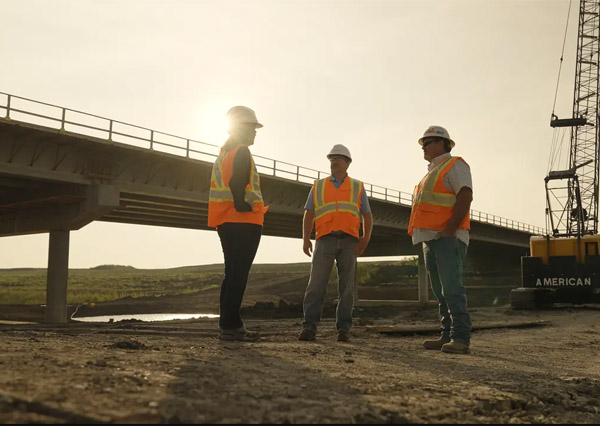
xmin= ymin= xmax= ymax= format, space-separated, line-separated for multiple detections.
xmin=323 ymin=233 xmax=356 ymax=239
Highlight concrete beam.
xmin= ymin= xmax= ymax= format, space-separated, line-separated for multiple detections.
xmin=67 ymin=183 xmax=120 ymax=230
xmin=0 ymin=183 xmax=120 ymax=236
xmin=45 ymin=230 xmax=69 ymax=323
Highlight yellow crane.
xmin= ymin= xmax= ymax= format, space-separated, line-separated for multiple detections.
xmin=511 ymin=0 xmax=600 ymax=308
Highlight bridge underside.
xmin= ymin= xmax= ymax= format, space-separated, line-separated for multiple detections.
xmin=0 ymin=119 xmax=533 ymax=322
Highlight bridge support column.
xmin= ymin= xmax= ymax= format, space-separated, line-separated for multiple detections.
xmin=45 ymin=230 xmax=70 ymax=323
xmin=418 ymin=251 xmax=429 ymax=305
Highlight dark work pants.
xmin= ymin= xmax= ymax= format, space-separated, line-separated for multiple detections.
xmin=217 ymin=222 xmax=262 ymax=330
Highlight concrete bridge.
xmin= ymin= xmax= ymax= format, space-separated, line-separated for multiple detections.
xmin=0 ymin=93 xmax=544 ymax=322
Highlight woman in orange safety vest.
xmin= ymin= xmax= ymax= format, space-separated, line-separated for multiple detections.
xmin=208 ymin=106 xmax=267 ymax=342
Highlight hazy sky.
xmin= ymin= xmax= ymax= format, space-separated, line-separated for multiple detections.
xmin=0 ymin=0 xmax=579 ymax=268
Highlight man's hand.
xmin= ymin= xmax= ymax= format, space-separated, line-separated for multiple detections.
xmin=234 ymin=200 xmax=253 ymax=212
xmin=303 ymin=239 xmax=313 ymax=257
xmin=435 ymin=187 xmax=472 ymax=239
xmin=436 ymin=229 xmax=456 ymax=239
xmin=355 ymin=213 xmax=373 ymax=256
xmin=355 ymin=236 xmax=370 ymax=256
xmin=302 ymin=210 xmax=315 ymax=257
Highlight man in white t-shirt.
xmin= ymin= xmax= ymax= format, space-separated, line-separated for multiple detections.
xmin=408 ymin=125 xmax=473 ymax=354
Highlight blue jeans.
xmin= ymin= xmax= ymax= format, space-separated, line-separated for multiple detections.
xmin=302 ymin=234 xmax=358 ymax=332
xmin=423 ymin=237 xmax=471 ymax=345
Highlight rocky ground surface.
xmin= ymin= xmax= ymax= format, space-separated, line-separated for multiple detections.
xmin=1 ymin=297 xmax=600 ymax=423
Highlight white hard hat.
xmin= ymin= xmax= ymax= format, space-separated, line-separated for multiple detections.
xmin=327 ymin=144 xmax=352 ymax=162
xmin=227 ymin=106 xmax=263 ymax=128
xmin=418 ymin=125 xmax=455 ymax=148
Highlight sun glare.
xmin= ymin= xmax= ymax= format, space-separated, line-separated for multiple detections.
xmin=196 ymin=103 xmax=231 ymax=145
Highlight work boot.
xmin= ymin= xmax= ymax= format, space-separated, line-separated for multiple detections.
xmin=298 ymin=329 xmax=316 ymax=341
xmin=422 ymin=337 xmax=451 ymax=350
xmin=337 ymin=330 xmax=350 ymax=342
xmin=219 ymin=327 xmax=260 ymax=342
xmin=441 ymin=339 xmax=470 ymax=354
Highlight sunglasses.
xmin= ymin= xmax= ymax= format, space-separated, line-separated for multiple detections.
xmin=422 ymin=138 xmax=440 ymax=148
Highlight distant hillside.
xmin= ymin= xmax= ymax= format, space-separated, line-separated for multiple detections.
xmin=90 ymin=264 xmax=137 ymax=271
xmin=0 ymin=260 xmax=412 ymax=305
xmin=0 ymin=257 xmax=518 ymax=308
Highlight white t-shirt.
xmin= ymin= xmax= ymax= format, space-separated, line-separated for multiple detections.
xmin=411 ymin=153 xmax=473 ymax=246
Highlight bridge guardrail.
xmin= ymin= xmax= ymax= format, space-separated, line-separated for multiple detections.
xmin=0 ymin=92 xmax=546 ymax=235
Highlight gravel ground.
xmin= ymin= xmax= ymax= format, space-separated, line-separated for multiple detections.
xmin=1 ymin=305 xmax=600 ymax=423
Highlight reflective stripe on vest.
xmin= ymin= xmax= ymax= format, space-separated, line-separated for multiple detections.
xmin=412 ymin=156 xmax=456 ymax=207
xmin=207 ymin=146 xmax=265 ymax=228
xmin=314 ymin=177 xmax=361 ymax=220
xmin=408 ymin=156 xmax=470 ymax=235
xmin=209 ymin=148 xmax=264 ymax=205
xmin=313 ymin=177 xmax=363 ymax=239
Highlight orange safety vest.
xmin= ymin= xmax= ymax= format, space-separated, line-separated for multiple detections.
xmin=408 ymin=156 xmax=470 ymax=236
xmin=313 ymin=177 xmax=363 ymax=239
xmin=208 ymin=146 xmax=265 ymax=228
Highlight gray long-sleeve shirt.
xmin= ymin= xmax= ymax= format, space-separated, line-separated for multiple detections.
xmin=228 ymin=145 xmax=252 ymax=212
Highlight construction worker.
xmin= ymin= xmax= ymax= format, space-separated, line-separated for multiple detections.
xmin=298 ymin=144 xmax=373 ymax=342
xmin=409 ymin=125 xmax=473 ymax=354
xmin=207 ymin=106 xmax=267 ymax=342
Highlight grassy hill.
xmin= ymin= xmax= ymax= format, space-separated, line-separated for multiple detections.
xmin=0 ymin=261 xmax=415 ymax=305
xmin=0 ymin=258 xmax=517 ymax=308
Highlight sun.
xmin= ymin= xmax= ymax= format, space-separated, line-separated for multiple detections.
xmin=195 ymin=102 xmax=231 ymax=146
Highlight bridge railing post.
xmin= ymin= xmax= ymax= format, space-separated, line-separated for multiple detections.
xmin=150 ymin=130 xmax=154 ymax=150
xmin=60 ymin=108 xmax=66 ymax=131
xmin=108 ymin=120 xmax=113 ymax=141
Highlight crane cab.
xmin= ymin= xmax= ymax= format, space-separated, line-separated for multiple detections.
xmin=512 ymin=235 xmax=600 ymax=308
xmin=529 ymin=234 xmax=600 ymax=264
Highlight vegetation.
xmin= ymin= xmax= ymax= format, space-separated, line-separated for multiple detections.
xmin=356 ymin=260 xmax=418 ymax=286
xmin=0 ymin=265 xmax=227 ymax=305
xmin=0 ymin=258 xmax=515 ymax=307
xmin=0 ymin=260 xmax=420 ymax=305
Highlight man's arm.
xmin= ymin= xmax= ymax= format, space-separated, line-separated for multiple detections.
xmin=438 ymin=187 xmax=473 ymax=238
xmin=230 ymin=146 xmax=252 ymax=212
xmin=302 ymin=209 xmax=315 ymax=257
xmin=356 ymin=212 xmax=373 ymax=256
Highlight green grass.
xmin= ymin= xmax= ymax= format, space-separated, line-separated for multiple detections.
xmin=0 ymin=261 xmax=420 ymax=305
xmin=0 ymin=258 xmax=519 ymax=307
xmin=0 ymin=265 xmax=228 ymax=305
